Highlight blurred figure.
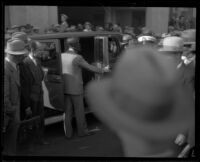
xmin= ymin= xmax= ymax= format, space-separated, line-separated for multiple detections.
xmin=95 ymin=26 xmax=104 ymax=31
xmin=83 ymin=22 xmax=92 ymax=32
xmin=140 ymin=27 xmax=154 ymax=36
xmin=86 ymin=47 xmax=194 ymax=157
xmin=68 ymin=25 xmax=77 ymax=32
xmin=54 ymin=24 xmax=61 ymax=32
xmin=61 ymin=37 xmax=108 ymax=138
xmin=20 ymin=26 xmax=27 ymax=33
xmin=77 ymin=24 xmax=84 ymax=31
xmin=11 ymin=25 xmax=20 ymax=33
xmin=104 ymin=22 xmax=111 ymax=31
xmin=181 ymin=29 xmax=196 ymax=66
xmin=122 ymin=34 xmax=135 ymax=49
xmin=60 ymin=14 xmax=69 ymax=31
xmin=33 ymin=27 xmax=40 ymax=34
xmin=124 ymin=26 xmax=135 ymax=37
xmin=3 ymin=39 xmax=28 ymax=155
xmin=168 ymin=26 xmax=175 ymax=34
xmin=112 ymin=24 xmax=122 ymax=33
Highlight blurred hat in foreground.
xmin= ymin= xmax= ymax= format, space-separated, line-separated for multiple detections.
xmin=86 ymin=47 xmax=194 ymax=156
xmin=159 ymin=36 xmax=184 ymax=52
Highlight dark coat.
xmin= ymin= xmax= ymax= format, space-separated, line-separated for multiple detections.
xmin=19 ymin=61 xmax=32 ymax=120
xmin=4 ymin=60 xmax=20 ymax=123
xmin=3 ymin=59 xmax=20 ymax=155
xmin=23 ymin=56 xmax=44 ymax=102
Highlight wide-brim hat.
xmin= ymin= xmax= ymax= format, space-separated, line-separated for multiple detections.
xmin=86 ymin=47 xmax=194 ymax=141
xmin=5 ymin=38 xmax=29 ymax=55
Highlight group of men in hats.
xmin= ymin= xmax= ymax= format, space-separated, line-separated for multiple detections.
xmin=86 ymin=29 xmax=195 ymax=157
xmin=3 ymin=32 xmax=49 ymax=155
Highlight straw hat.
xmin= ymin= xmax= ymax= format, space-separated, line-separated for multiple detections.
xmin=5 ymin=38 xmax=29 ymax=55
xmin=159 ymin=36 xmax=184 ymax=52
xmin=138 ymin=36 xmax=156 ymax=43
xmin=86 ymin=47 xmax=194 ymax=156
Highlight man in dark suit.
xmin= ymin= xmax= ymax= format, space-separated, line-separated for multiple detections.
xmin=22 ymin=41 xmax=48 ymax=145
xmin=3 ymin=39 xmax=28 ymax=155
xmin=11 ymin=32 xmax=32 ymax=120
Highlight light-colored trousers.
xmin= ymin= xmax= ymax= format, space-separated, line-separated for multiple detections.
xmin=63 ymin=94 xmax=87 ymax=137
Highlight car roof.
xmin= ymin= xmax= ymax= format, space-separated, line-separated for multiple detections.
xmin=30 ymin=31 xmax=122 ymax=40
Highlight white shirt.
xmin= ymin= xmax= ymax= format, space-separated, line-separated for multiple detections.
xmin=5 ymin=57 xmax=17 ymax=70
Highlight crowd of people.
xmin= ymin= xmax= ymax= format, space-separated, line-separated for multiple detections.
xmin=3 ymin=12 xmax=196 ymax=157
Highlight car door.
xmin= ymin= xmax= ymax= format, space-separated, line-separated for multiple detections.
xmin=35 ymin=39 xmax=64 ymax=111
xmin=94 ymin=36 xmax=109 ymax=79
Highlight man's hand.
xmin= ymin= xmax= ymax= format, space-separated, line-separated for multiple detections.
xmin=175 ymin=134 xmax=186 ymax=146
xmin=25 ymin=107 xmax=32 ymax=118
xmin=102 ymin=65 xmax=110 ymax=73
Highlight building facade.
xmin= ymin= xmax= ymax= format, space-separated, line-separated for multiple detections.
xmin=5 ymin=6 xmax=196 ymax=34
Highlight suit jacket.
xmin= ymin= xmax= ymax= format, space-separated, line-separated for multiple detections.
xmin=23 ymin=56 xmax=44 ymax=102
xmin=19 ymin=61 xmax=32 ymax=120
xmin=4 ymin=60 xmax=21 ymax=128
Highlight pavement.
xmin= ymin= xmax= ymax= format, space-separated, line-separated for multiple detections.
xmin=16 ymin=114 xmax=124 ymax=157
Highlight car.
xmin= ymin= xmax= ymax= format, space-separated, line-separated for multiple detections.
xmin=30 ymin=31 xmax=123 ymax=125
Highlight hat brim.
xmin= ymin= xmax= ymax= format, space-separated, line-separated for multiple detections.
xmin=5 ymin=49 xmax=28 ymax=55
xmin=86 ymin=78 xmax=194 ymax=141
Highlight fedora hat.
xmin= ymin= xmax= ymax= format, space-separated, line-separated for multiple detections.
xmin=5 ymin=38 xmax=29 ymax=55
xmin=138 ymin=35 xmax=156 ymax=43
xmin=12 ymin=32 xmax=31 ymax=43
xmin=159 ymin=36 xmax=184 ymax=52
xmin=181 ymin=29 xmax=196 ymax=45
xmin=86 ymin=47 xmax=194 ymax=156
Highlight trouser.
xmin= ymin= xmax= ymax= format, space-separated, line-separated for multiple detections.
xmin=63 ymin=94 xmax=88 ymax=137
xmin=3 ymin=112 xmax=20 ymax=155
xmin=30 ymin=97 xmax=44 ymax=141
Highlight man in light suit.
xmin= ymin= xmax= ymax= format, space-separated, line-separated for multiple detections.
xmin=62 ymin=37 xmax=108 ymax=138
xmin=3 ymin=39 xmax=28 ymax=155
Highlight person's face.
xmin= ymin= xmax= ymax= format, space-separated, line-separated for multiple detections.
xmin=9 ymin=53 xmax=27 ymax=64
xmin=85 ymin=24 xmax=91 ymax=30
xmin=61 ymin=16 xmax=66 ymax=22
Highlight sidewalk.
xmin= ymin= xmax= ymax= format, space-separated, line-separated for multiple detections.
xmin=17 ymin=114 xmax=124 ymax=157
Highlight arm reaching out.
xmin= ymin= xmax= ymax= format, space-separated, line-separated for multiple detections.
xmin=74 ymin=55 xmax=104 ymax=74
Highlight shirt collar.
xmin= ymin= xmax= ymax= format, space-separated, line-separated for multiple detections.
xmin=29 ymin=54 xmax=37 ymax=65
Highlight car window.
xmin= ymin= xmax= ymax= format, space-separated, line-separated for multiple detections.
xmin=108 ymin=37 xmax=121 ymax=69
